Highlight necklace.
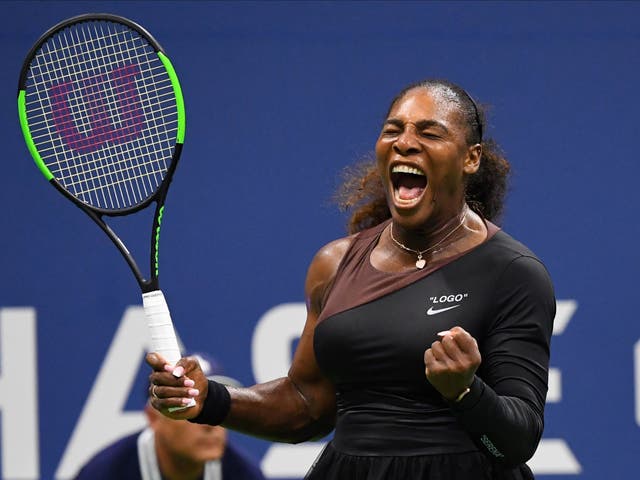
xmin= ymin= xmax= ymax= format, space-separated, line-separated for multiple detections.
xmin=388 ymin=207 xmax=468 ymax=269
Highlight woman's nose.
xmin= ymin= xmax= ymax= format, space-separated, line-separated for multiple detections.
xmin=393 ymin=126 xmax=421 ymax=155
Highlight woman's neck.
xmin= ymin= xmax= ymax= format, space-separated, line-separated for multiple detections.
xmin=391 ymin=204 xmax=469 ymax=252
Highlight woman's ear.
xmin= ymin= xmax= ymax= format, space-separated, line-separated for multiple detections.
xmin=464 ymin=143 xmax=482 ymax=175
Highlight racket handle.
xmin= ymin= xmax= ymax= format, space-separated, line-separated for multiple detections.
xmin=142 ymin=290 xmax=195 ymax=411
xmin=142 ymin=290 xmax=181 ymax=365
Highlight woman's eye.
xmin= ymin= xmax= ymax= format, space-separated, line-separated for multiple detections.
xmin=421 ymin=131 xmax=440 ymax=139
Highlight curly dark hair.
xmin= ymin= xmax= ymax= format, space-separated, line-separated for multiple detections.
xmin=335 ymin=79 xmax=510 ymax=234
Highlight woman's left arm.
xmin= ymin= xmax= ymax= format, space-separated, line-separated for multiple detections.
xmin=425 ymin=255 xmax=555 ymax=467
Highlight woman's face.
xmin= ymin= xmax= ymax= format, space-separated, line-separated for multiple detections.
xmin=375 ymin=87 xmax=480 ymax=230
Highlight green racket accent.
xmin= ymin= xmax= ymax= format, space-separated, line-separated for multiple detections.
xmin=158 ymin=52 xmax=185 ymax=143
xmin=154 ymin=205 xmax=165 ymax=276
xmin=18 ymin=90 xmax=54 ymax=181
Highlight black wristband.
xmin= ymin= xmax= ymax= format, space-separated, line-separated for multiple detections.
xmin=188 ymin=380 xmax=231 ymax=426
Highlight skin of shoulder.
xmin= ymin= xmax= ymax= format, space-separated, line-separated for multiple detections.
xmin=255 ymin=235 xmax=354 ymax=441
xmin=304 ymin=235 xmax=355 ymax=316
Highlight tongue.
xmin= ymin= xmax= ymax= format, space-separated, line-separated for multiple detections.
xmin=398 ymin=185 xmax=424 ymax=200
xmin=396 ymin=174 xmax=426 ymax=200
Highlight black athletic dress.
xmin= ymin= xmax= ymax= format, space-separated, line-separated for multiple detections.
xmin=307 ymin=220 xmax=555 ymax=479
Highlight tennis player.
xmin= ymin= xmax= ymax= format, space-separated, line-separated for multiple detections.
xmin=148 ymin=79 xmax=555 ymax=479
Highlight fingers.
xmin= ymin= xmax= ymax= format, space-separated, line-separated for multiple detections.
xmin=424 ymin=326 xmax=481 ymax=400
xmin=147 ymin=355 xmax=208 ymax=419
xmin=451 ymin=327 xmax=479 ymax=352
xmin=424 ymin=346 xmax=436 ymax=369
xmin=146 ymin=352 xmax=194 ymax=379
xmin=146 ymin=352 xmax=168 ymax=371
xmin=434 ymin=336 xmax=463 ymax=364
xmin=427 ymin=334 xmax=463 ymax=365
xmin=149 ymin=384 xmax=199 ymax=402
xmin=149 ymin=369 xmax=194 ymax=389
xmin=437 ymin=327 xmax=480 ymax=355
xmin=147 ymin=372 xmax=200 ymax=417
xmin=150 ymin=390 xmax=199 ymax=412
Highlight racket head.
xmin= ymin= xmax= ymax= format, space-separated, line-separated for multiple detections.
xmin=18 ymin=13 xmax=185 ymax=215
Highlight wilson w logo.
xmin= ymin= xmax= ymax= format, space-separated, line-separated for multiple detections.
xmin=49 ymin=63 xmax=145 ymax=154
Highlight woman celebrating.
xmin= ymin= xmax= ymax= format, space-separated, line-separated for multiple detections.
xmin=147 ymin=79 xmax=555 ymax=479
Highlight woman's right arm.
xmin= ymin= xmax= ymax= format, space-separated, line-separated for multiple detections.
xmin=147 ymin=236 xmax=352 ymax=444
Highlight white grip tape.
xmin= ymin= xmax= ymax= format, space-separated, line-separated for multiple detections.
xmin=142 ymin=290 xmax=195 ymax=411
xmin=142 ymin=290 xmax=181 ymax=365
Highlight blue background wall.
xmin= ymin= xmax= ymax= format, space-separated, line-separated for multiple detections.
xmin=1 ymin=1 xmax=639 ymax=478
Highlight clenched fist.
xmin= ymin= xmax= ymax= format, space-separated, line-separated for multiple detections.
xmin=424 ymin=326 xmax=481 ymax=401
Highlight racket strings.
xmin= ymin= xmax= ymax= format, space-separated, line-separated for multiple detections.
xmin=28 ymin=32 xmax=169 ymax=210
xmin=64 ymin=24 xmax=170 ymax=208
xmin=24 ymin=20 xmax=179 ymax=210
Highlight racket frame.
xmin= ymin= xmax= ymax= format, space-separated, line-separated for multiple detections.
xmin=17 ymin=12 xmax=186 ymax=294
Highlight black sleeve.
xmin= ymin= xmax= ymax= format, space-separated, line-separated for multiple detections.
xmin=449 ymin=255 xmax=555 ymax=468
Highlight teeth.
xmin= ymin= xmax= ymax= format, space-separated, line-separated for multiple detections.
xmin=392 ymin=165 xmax=425 ymax=176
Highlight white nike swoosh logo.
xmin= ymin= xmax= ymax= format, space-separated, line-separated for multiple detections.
xmin=427 ymin=305 xmax=461 ymax=315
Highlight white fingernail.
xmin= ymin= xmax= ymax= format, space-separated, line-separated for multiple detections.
xmin=437 ymin=330 xmax=451 ymax=337
xmin=172 ymin=366 xmax=184 ymax=377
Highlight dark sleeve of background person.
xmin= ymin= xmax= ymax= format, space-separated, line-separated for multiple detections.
xmin=222 ymin=442 xmax=267 ymax=480
xmin=72 ymin=431 xmax=141 ymax=480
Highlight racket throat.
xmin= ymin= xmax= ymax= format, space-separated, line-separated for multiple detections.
xmin=141 ymin=278 xmax=161 ymax=294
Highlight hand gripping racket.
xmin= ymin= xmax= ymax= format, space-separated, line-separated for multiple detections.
xmin=18 ymin=13 xmax=188 ymax=378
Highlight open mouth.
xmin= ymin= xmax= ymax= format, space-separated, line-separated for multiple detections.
xmin=390 ymin=165 xmax=427 ymax=204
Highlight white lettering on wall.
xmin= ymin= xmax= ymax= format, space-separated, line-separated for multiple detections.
xmin=55 ymin=307 xmax=152 ymax=479
xmin=528 ymin=299 xmax=581 ymax=474
xmin=0 ymin=308 xmax=40 ymax=479
xmin=635 ymin=339 xmax=640 ymax=426
xmin=251 ymin=303 xmax=307 ymax=384
xmin=527 ymin=439 xmax=581 ymax=474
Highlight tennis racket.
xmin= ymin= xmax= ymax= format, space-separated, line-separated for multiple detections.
xmin=18 ymin=13 xmax=187 ymax=372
